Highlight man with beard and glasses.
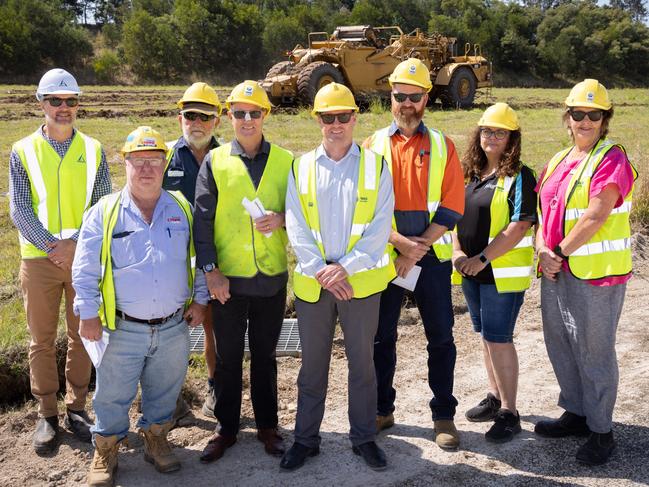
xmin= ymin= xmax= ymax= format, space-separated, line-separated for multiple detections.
xmin=163 ymin=82 xmax=221 ymax=421
xmin=364 ymin=58 xmax=465 ymax=450
xmin=9 ymin=68 xmax=111 ymax=454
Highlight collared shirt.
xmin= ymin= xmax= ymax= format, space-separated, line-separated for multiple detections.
xmin=193 ymin=137 xmax=288 ymax=297
xmin=9 ymin=126 xmax=112 ymax=253
xmin=285 ymin=143 xmax=394 ymax=277
xmin=72 ymin=188 xmax=209 ymax=320
xmin=162 ymin=135 xmax=219 ymax=203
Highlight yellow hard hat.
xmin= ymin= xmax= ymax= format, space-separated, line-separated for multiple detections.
xmin=121 ymin=126 xmax=167 ymax=156
xmin=311 ymin=82 xmax=359 ymax=116
xmin=177 ymin=82 xmax=221 ymax=116
xmin=565 ymin=79 xmax=612 ymax=110
xmin=478 ymin=102 xmax=520 ymax=131
xmin=388 ymin=58 xmax=432 ymax=92
xmin=225 ymin=80 xmax=271 ymax=113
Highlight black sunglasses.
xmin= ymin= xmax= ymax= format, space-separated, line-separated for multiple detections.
xmin=319 ymin=112 xmax=353 ymax=124
xmin=569 ymin=109 xmax=603 ymax=122
xmin=231 ymin=110 xmax=263 ymax=120
xmin=45 ymin=97 xmax=79 ymax=107
xmin=183 ymin=112 xmax=215 ymax=122
xmin=392 ymin=92 xmax=424 ymax=103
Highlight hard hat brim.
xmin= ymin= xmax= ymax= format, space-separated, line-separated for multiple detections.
xmin=120 ymin=147 xmax=168 ymax=156
xmin=388 ymin=78 xmax=432 ymax=93
xmin=226 ymin=98 xmax=272 ymax=113
xmin=478 ymin=121 xmax=519 ymax=131
xmin=311 ymin=106 xmax=359 ymax=117
xmin=565 ymin=100 xmax=612 ymax=111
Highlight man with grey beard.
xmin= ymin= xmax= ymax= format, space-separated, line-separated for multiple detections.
xmin=163 ymin=82 xmax=221 ymax=419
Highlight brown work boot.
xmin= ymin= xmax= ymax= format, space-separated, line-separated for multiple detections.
xmin=376 ymin=413 xmax=395 ymax=432
xmin=434 ymin=419 xmax=460 ymax=450
xmin=140 ymin=422 xmax=181 ymax=473
xmin=87 ymin=434 xmax=121 ymax=487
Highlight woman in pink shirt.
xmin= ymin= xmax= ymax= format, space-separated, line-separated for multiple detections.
xmin=534 ymin=79 xmax=637 ymax=467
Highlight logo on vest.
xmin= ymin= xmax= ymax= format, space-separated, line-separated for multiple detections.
xmin=359 ymin=196 xmax=368 ymax=203
xmin=76 ymin=154 xmax=86 ymax=163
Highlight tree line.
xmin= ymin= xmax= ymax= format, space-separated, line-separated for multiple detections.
xmin=1 ymin=0 xmax=647 ymax=86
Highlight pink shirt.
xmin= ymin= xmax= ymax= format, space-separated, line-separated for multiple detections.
xmin=536 ymin=146 xmax=635 ymax=286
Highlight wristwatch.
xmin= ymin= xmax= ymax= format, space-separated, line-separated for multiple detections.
xmin=478 ymin=252 xmax=489 ymax=264
xmin=202 ymin=263 xmax=216 ymax=273
xmin=553 ymin=245 xmax=568 ymax=260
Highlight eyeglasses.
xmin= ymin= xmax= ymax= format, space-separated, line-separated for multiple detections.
xmin=183 ymin=112 xmax=215 ymax=122
xmin=45 ymin=97 xmax=79 ymax=107
xmin=319 ymin=112 xmax=353 ymax=124
xmin=480 ymin=128 xmax=509 ymax=140
xmin=231 ymin=110 xmax=263 ymax=120
xmin=569 ymin=109 xmax=603 ymax=122
xmin=126 ymin=157 xmax=165 ymax=167
xmin=392 ymin=92 xmax=424 ymax=103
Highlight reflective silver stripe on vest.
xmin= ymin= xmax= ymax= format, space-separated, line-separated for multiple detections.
xmin=353 ymin=252 xmax=391 ymax=273
xmin=311 ymin=229 xmax=323 ymax=244
xmin=429 ymin=129 xmax=445 ymax=160
xmin=298 ymin=152 xmax=314 ymax=194
xmin=488 ymin=236 xmax=533 ymax=249
xmin=81 ymin=134 xmax=98 ymax=210
xmin=435 ymin=233 xmax=452 ymax=246
xmin=427 ymin=200 xmax=440 ymax=214
xmin=565 ymin=201 xmax=632 ymax=221
xmin=363 ymin=149 xmax=376 ymax=191
xmin=492 ymin=266 xmax=533 ymax=278
xmin=22 ymin=136 xmax=49 ymax=229
xmin=60 ymin=228 xmax=77 ymax=239
xmin=571 ymin=237 xmax=631 ymax=257
xmin=351 ymin=223 xmax=368 ymax=236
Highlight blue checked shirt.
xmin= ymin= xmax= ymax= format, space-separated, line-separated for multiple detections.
xmin=8 ymin=126 xmax=112 ymax=253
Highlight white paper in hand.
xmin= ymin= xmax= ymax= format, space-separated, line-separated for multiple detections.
xmin=391 ymin=265 xmax=422 ymax=292
xmin=242 ymin=197 xmax=272 ymax=237
xmin=82 ymin=331 xmax=110 ymax=368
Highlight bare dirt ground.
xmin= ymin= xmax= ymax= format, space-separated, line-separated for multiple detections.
xmin=1 ymin=234 xmax=648 ymax=487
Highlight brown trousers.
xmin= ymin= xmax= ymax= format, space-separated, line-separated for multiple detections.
xmin=20 ymin=258 xmax=91 ymax=417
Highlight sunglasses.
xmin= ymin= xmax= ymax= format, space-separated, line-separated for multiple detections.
xmin=392 ymin=92 xmax=424 ymax=103
xmin=319 ymin=112 xmax=353 ymax=124
xmin=183 ymin=112 xmax=215 ymax=122
xmin=231 ymin=110 xmax=263 ymax=120
xmin=126 ymin=157 xmax=165 ymax=167
xmin=45 ymin=97 xmax=79 ymax=107
xmin=569 ymin=109 xmax=603 ymax=122
xmin=480 ymin=128 xmax=509 ymax=140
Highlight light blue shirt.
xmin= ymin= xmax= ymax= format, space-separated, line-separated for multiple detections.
xmin=73 ymin=188 xmax=208 ymax=321
xmin=285 ymin=143 xmax=394 ymax=277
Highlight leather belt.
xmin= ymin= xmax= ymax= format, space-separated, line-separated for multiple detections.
xmin=115 ymin=308 xmax=180 ymax=325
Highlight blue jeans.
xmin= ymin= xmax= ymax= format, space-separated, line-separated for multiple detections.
xmin=91 ymin=310 xmax=190 ymax=440
xmin=461 ymin=278 xmax=524 ymax=343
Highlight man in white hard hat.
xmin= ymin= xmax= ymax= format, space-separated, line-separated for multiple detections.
xmin=73 ymin=126 xmax=209 ymax=485
xmin=164 ymin=82 xmax=221 ymax=420
xmin=281 ymin=83 xmax=394 ymax=471
xmin=8 ymin=68 xmax=111 ymax=454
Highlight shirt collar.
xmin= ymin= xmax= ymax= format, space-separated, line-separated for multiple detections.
xmin=120 ymin=187 xmax=173 ymax=210
xmin=315 ymin=142 xmax=360 ymax=164
xmin=230 ymin=137 xmax=270 ymax=158
xmin=387 ymin=120 xmax=427 ymax=137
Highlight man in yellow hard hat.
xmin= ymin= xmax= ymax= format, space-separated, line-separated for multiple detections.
xmin=73 ymin=126 xmax=209 ymax=485
xmin=194 ymin=81 xmax=293 ymax=463
xmin=364 ymin=58 xmax=465 ymax=449
xmin=164 ymin=82 xmax=221 ymax=420
xmin=9 ymin=68 xmax=111 ymax=454
xmin=281 ymin=83 xmax=394 ymax=471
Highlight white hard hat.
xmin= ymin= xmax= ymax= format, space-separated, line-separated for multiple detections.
xmin=36 ymin=69 xmax=82 ymax=101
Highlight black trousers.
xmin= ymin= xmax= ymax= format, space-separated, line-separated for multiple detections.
xmin=211 ymin=286 xmax=286 ymax=435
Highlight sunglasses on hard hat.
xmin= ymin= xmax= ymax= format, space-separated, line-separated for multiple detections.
xmin=45 ymin=97 xmax=79 ymax=107
xmin=319 ymin=112 xmax=353 ymax=124
xmin=183 ymin=112 xmax=215 ymax=122
xmin=231 ymin=110 xmax=263 ymax=120
xmin=569 ymin=109 xmax=603 ymax=122
xmin=480 ymin=128 xmax=508 ymax=140
xmin=392 ymin=92 xmax=424 ymax=103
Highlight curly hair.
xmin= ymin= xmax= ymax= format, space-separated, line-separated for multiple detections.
xmin=461 ymin=127 xmax=522 ymax=180
xmin=562 ymin=107 xmax=614 ymax=142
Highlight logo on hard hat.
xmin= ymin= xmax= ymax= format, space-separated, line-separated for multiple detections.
xmin=244 ymin=85 xmax=254 ymax=96
xmin=408 ymin=65 xmax=417 ymax=74
xmin=587 ymin=92 xmax=594 ymax=102
xmin=141 ymin=137 xmax=157 ymax=147
xmin=59 ymin=80 xmax=68 ymax=87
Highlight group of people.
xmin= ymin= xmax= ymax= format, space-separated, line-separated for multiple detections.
xmin=8 ymin=60 xmax=636 ymax=486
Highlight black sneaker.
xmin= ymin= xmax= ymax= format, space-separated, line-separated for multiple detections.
xmin=64 ymin=409 xmax=93 ymax=443
xmin=576 ymin=431 xmax=615 ymax=466
xmin=466 ymin=393 xmax=501 ymax=422
xmin=534 ymin=411 xmax=590 ymax=438
xmin=485 ymin=409 xmax=522 ymax=443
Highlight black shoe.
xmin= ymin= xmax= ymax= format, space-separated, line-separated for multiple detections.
xmin=466 ymin=393 xmax=501 ymax=422
xmin=64 ymin=409 xmax=93 ymax=443
xmin=352 ymin=441 xmax=387 ymax=471
xmin=279 ymin=442 xmax=319 ymax=471
xmin=576 ymin=431 xmax=615 ymax=466
xmin=534 ymin=411 xmax=590 ymax=438
xmin=485 ymin=409 xmax=522 ymax=443
xmin=33 ymin=416 xmax=59 ymax=454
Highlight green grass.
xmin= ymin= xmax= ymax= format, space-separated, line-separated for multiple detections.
xmin=1 ymin=85 xmax=647 ymax=346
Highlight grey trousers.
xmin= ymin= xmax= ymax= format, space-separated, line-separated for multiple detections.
xmin=541 ymin=271 xmax=627 ymax=433
xmin=294 ymin=290 xmax=380 ymax=448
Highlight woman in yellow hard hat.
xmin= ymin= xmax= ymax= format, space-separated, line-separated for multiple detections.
xmin=451 ymin=103 xmax=537 ymax=443
xmin=533 ymin=79 xmax=637 ymax=466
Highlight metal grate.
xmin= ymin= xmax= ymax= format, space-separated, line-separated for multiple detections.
xmin=189 ymin=319 xmax=301 ymax=357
